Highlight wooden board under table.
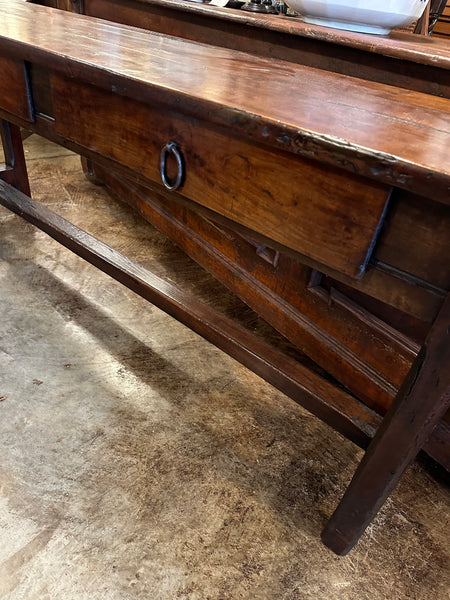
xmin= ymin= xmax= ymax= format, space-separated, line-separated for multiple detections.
xmin=0 ymin=0 xmax=449 ymax=552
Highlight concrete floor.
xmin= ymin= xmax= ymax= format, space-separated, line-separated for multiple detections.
xmin=0 ymin=135 xmax=449 ymax=599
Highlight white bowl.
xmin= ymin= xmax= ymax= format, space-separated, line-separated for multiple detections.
xmin=285 ymin=0 xmax=429 ymax=35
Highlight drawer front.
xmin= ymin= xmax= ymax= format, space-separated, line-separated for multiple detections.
xmin=0 ymin=57 xmax=33 ymax=122
xmin=51 ymin=75 xmax=390 ymax=279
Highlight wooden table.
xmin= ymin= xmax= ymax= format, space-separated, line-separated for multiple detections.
xmin=34 ymin=0 xmax=450 ymax=469
xmin=0 ymin=0 xmax=449 ymax=554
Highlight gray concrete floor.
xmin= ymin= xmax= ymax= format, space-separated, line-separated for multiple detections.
xmin=0 ymin=135 xmax=449 ymax=599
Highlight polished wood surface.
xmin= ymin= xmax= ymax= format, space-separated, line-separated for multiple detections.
xmin=78 ymin=0 xmax=450 ymax=100
xmin=52 ymin=75 xmax=390 ymax=279
xmin=87 ymin=0 xmax=450 ymax=67
xmin=2 ymin=0 xmax=450 ymax=203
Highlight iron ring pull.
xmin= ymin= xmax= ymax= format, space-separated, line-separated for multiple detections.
xmin=159 ymin=141 xmax=185 ymax=191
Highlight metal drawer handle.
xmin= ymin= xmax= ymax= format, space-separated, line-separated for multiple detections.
xmin=159 ymin=141 xmax=185 ymax=191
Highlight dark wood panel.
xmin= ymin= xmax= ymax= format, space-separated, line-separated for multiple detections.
xmin=28 ymin=63 xmax=54 ymax=118
xmin=375 ymin=190 xmax=450 ymax=291
xmin=0 ymin=57 xmax=33 ymax=122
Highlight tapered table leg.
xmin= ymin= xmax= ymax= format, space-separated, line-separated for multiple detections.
xmin=322 ymin=293 xmax=450 ymax=555
xmin=0 ymin=120 xmax=30 ymax=196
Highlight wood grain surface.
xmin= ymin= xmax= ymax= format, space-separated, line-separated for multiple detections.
xmin=81 ymin=0 xmax=450 ymax=100
xmin=0 ymin=0 xmax=449 ymax=201
xmin=52 ymin=75 xmax=390 ymax=279
xmin=112 ymin=0 xmax=450 ymax=68
xmin=0 ymin=56 xmax=32 ymax=122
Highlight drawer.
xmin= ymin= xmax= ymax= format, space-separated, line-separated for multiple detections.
xmin=51 ymin=75 xmax=390 ymax=279
xmin=0 ymin=57 xmax=33 ymax=122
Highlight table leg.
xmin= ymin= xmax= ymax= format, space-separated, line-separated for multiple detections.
xmin=322 ymin=293 xmax=450 ymax=555
xmin=0 ymin=120 xmax=30 ymax=196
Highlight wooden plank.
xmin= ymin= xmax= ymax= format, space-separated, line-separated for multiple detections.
xmin=82 ymin=0 xmax=450 ymax=99
xmin=0 ymin=0 xmax=449 ymax=201
xmin=87 ymin=0 xmax=450 ymax=68
xmin=52 ymin=75 xmax=390 ymax=279
xmin=0 ymin=56 xmax=33 ymax=122
xmin=0 ymin=177 xmax=381 ymax=448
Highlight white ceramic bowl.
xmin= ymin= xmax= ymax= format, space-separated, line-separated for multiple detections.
xmin=284 ymin=0 xmax=429 ymax=35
